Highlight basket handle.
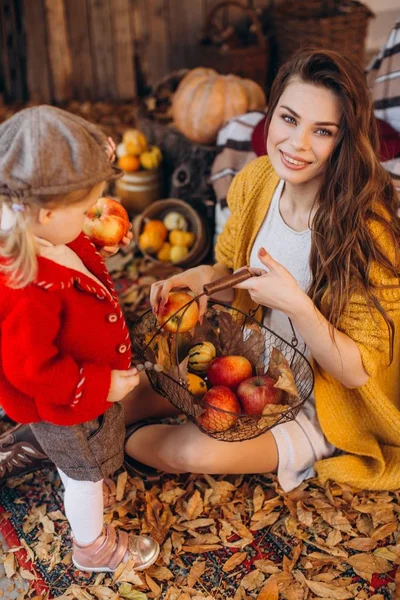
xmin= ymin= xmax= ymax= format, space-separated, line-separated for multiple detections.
xmin=203 ymin=267 xmax=253 ymax=296
xmin=204 ymin=0 xmax=265 ymax=48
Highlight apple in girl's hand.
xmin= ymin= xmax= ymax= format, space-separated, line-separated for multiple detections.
xmin=157 ymin=291 xmax=199 ymax=333
xmin=197 ymin=386 xmax=241 ymax=432
xmin=83 ymin=197 xmax=130 ymax=248
xmin=237 ymin=375 xmax=284 ymax=415
xmin=207 ymin=356 xmax=252 ymax=391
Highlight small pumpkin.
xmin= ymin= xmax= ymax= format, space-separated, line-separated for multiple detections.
xmin=163 ymin=211 xmax=188 ymax=231
xmin=187 ymin=373 xmax=207 ymax=398
xmin=140 ymin=146 xmax=162 ymax=170
xmin=188 ymin=341 xmax=217 ymax=374
xmin=122 ymin=129 xmax=148 ymax=155
xmin=169 ymin=230 xmax=195 ymax=248
xmin=170 ymin=245 xmax=189 ymax=263
xmin=118 ymin=154 xmax=141 ymax=172
xmin=172 ymin=68 xmax=267 ymax=144
xmin=144 ymin=219 xmax=168 ymax=241
xmin=138 ymin=230 xmax=164 ymax=254
xmin=157 ymin=242 xmax=172 ymax=262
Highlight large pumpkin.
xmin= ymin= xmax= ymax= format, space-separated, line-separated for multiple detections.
xmin=171 ymin=68 xmax=267 ymax=145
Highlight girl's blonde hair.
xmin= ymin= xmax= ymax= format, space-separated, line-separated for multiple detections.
xmin=0 ymin=186 xmax=94 ymax=289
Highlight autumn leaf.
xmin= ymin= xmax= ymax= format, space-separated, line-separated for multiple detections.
xmin=266 ymin=348 xmax=299 ymax=398
xmin=118 ymin=583 xmax=148 ymax=600
xmin=257 ymin=577 xmax=279 ymax=600
xmin=222 ymin=552 xmax=248 ymax=572
xmin=305 ymin=580 xmax=354 ymax=599
xmin=346 ymin=553 xmax=392 ymax=580
xmin=187 ymin=560 xmax=206 ymax=587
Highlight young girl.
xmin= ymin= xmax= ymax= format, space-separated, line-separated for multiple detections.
xmin=0 ymin=105 xmax=159 ymax=572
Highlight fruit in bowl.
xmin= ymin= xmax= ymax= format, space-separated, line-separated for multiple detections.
xmin=197 ymin=386 xmax=241 ymax=432
xmin=207 ymin=355 xmax=253 ymax=391
xmin=83 ymin=197 xmax=130 ymax=248
xmin=156 ymin=291 xmax=199 ymax=333
xmin=237 ymin=375 xmax=284 ymax=415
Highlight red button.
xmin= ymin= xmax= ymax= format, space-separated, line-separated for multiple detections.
xmin=107 ymin=313 xmax=118 ymax=323
xmin=117 ymin=344 xmax=127 ymax=354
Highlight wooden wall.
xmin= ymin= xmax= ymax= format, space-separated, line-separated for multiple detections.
xmin=0 ymin=0 xmax=272 ymax=104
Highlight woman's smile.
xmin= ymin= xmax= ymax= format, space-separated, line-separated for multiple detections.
xmin=279 ymin=150 xmax=312 ymax=170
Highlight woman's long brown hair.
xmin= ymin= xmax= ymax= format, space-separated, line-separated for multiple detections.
xmin=265 ymin=50 xmax=400 ymax=360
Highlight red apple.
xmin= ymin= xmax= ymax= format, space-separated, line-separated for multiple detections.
xmin=197 ymin=386 xmax=241 ymax=432
xmin=237 ymin=375 xmax=284 ymax=415
xmin=156 ymin=291 xmax=199 ymax=333
xmin=207 ymin=356 xmax=253 ymax=391
xmin=83 ymin=197 xmax=130 ymax=247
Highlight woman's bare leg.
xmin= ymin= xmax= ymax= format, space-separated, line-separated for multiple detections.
xmin=120 ymin=372 xmax=180 ymax=425
xmin=124 ymin=420 xmax=279 ymax=475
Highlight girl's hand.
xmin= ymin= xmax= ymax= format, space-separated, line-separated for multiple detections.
xmin=150 ymin=265 xmax=218 ymax=320
xmin=100 ymin=225 xmax=133 ymax=258
xmin=234 ymin=247 xmax=305 ymax=315
xmin=107 ymin=368 xmax=140 ymax=403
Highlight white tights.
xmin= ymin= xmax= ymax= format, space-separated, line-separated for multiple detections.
xmin=57 ymin=468 xmax=104 ymax=544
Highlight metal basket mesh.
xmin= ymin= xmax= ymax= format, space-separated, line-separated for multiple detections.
xmin=131 ymin=301 xmax=314 ymax=442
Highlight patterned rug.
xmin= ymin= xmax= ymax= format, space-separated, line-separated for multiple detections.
xmin=0 ymin=466 xmax=397 ymax=599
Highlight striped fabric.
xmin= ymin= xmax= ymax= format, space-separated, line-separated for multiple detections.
xmin=367 ymin=18 xmax=400 ymax=195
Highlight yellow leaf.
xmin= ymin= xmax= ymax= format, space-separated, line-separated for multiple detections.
xmin=145 ymin=574 xmax=162 ymax=597
xmin=344 ymin=538 xmax=377 ymax=551
xmin=118 ymin=583 xmax=148 ymax=600
xmin=223 ymin=552 xmax=247 ymax=572
xmin=257 ymin=577 xmax=279 ymax=600
xmin=3 ymin=553 xmax=16 ymax=579
xmin=182 ymin=544 xmax=222 ymax=553
xmin=305 ymin=580 xmax=354 ymax=599
xmin=116 ymin=471 xmax=128 ymax=502
xmin=187 ymin=560 xmax=206 ymax=587
xmin=185 ymin=490 xmax=204 ymax=520
xmin=346 ymin=553 xmax=391 ymax=580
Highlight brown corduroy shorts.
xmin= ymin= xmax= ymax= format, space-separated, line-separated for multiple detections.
xmin=31 ymin=403 xmax=125 ymax=482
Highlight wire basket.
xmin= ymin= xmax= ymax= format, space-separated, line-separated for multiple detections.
xmin=131 ymin=269 xmax=314 ymax=442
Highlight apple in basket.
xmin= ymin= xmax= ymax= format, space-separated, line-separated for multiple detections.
xmin=237 ymin=375 xmax=284 ymax=415
xmin=83 ymin=197 xmax=130 ymax=247
xmin=207 ymin=356 xmax=253 ymax=391
xmin=197 ymin=386 xmax=241 ymax=432
xmin=156 ymin=291 xmax=199 ymax=333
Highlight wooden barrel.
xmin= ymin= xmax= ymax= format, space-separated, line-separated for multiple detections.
xmin=115 ymin=169 xmax=162 ymax=215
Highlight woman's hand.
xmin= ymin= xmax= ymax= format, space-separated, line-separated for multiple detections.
xmin=150 ymin=264 xmax=226 ymax=320
xmin=234 ymin=247 xmax=305 ymax=315
xmin=99 ymin=224 xmax=133 ymax=259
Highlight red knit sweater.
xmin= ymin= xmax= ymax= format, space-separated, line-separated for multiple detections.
xmin=0 ymin=233 xmax=132 ymax=426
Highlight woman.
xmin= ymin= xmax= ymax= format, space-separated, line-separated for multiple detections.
xmin=123 ymin=48 xmax=400 ymax=492
xmin=2 ymin=49 xmax=400 ymax=492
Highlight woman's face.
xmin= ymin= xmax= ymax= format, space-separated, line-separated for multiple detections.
xmin=267 ymin=79 xmax=341 ymax=186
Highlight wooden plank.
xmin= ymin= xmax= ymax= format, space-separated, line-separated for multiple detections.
xmin=130 ymin=0 xmax=151 ymax=94
xmin=143 ymin=0 xmax=169 ymax=87
xmin=23 ymin=0 xmax=52 ymax=102
xmin=112 ymin=0 xmax=137 ymax=99
xmin=87 ymin=0 xmax=115 ymax=100
xmin=44 ymin=0 xmax=73 ymax=103
xmin=0 ymin=0 xmax=26 ymax=102
xmin=167 ymin=0 xmax=204 ymax=71
xmin=65 ymin=0 xmax=94 ymax=100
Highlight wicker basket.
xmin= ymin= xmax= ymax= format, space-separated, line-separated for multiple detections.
xmin=271 ymin=0 xmax=374 ymax=67
xmin=199 ymin=1 xmax=269 ymax=89
xmin=131 ymin=270 xmax=315 ymax=442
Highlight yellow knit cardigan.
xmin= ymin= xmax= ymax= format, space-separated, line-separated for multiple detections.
xmin=215 ymin=156 xmax=400 ymax=491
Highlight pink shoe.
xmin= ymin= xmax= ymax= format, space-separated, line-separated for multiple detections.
xmin=72 ymin=524 xmax=159 ymax=573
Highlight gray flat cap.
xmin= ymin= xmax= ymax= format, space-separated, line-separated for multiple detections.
xmin=0 ymin=105 xmax=122 ymax=198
